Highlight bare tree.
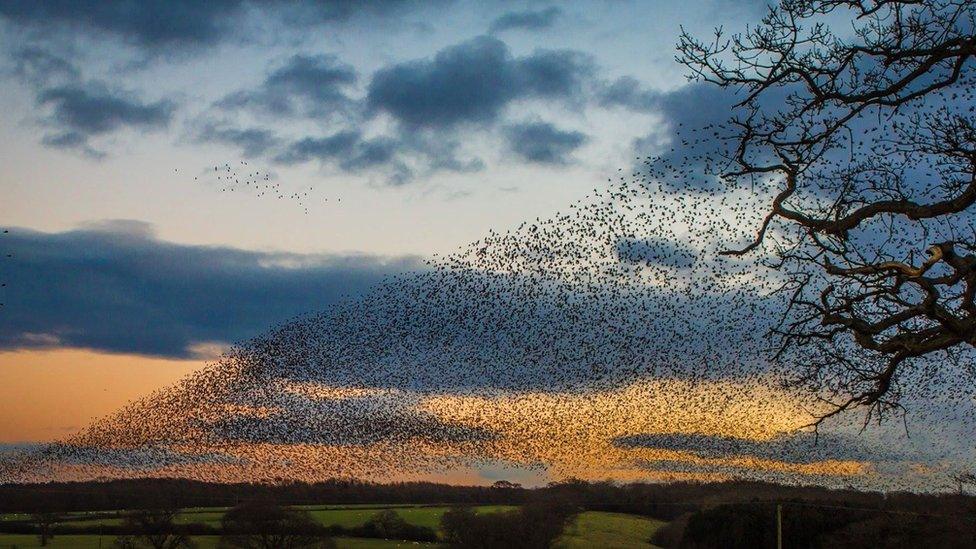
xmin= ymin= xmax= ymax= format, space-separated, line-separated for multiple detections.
xmin=220 ymin=499 xmax=334 ymax=549
xmin=122 ymin=506 xmax=193 ymax=549
xmin=674 ymin=0 xmax=976 ymax=426
xmin=31 ymin=512 xmax=60 ymax=546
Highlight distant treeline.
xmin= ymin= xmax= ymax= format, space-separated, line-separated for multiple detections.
xmin=2 ymin=477 xmax=975 ymax=518
xmin=2 ymin=479 xmax=976 ymax=548
xmin=0 ymin=478 xmax=527 ymax=513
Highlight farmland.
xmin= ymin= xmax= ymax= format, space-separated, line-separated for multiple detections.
xmin=0 ymin=505 xmax=663 ymax=548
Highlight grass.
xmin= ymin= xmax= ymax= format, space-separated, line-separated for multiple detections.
xmin=3 ymin=504 xmax=515 ymax=531
xmin=307 ymin=505 xmax=515 ymax=530
xmin=555 ymin=511 xmax=665 ymax=549
xmin=0 ymin=504 xmax=515 ymax=547
xmin=0 ymin=507 xmax=657 ymax=548
xmin=0 ymin=535 xmax=441 ymax=548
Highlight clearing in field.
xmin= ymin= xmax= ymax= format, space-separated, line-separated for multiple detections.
xmin=556 ymin=511 xmax=664 ymax=549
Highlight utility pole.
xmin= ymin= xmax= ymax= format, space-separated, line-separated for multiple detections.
xmin=776 ymin=503 xmax=783 ymax=549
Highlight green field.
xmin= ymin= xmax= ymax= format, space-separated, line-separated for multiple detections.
xmin=0 ymin=506 xmax=663 ymax=548
xmin=1 ymin=504 xmax=516 ymax=531
xmin=0 ymin=534 xmax=440 ymax=548
xmin=306 ymin=505 xmax=515 ymax=530
xmin=556 ymin=511 xmax=664 ymax=549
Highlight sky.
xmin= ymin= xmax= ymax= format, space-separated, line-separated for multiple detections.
xmin=0 ymin=0 xmax=766 ymax=439
xmin=1 ymin=1 xmax=973 ymax=490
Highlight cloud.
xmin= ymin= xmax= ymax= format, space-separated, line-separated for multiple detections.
xmin=193 ymin=35 xmax=596 ymax=182
xmin=503 ymin=121 xmax=586 ymax=164
xmin=195 ymin=123 xmax=280 ymax=157
xmin=613 ymin=79 xmax=794 ymax=191
xmin=273 ymin=130 xmax=361 ymax=164
xmin=38 ymin=83 xmax=174 ymax=135
xmin=217 ymin=54 xmax=358 ymax=117
xmin=366 ymin=36 xmax=593 ymax=129
xmin=274 ymin=131 xmax=415 ymax=184
xmin=40 ymin=130 xmax=105 ymax=159
xmin=34 ymin=82 xmax=174 ymax=156
xmin=10 ymin=47 xmax=79 ymax=86
xmin=598 ymin=76 xmax=659 ymax=112
xmin=8 ymin=47 xmax=176 ymax=157
xmin=0 ymin=1 xmax=435 ymax=54
xmin=615 ymin=237 xmax=697 ymax=269
xmin=0 ymin=1 xmax=242 ymax=50
xmin=614 ymin=431 xmax=908 ymax=464
xmin=489 ymin=7 xmax=562 ymax=33
xmin=0 ymin=222 xmax=421 ymax=358
xmin=339 ymin=136 xmax=399 ymax=171
xmin=269 ymin=130 xmax=481 ymax=186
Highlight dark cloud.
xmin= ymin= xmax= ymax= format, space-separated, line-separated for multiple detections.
xmin=194 ymin=35 xmax=596 ymax=180
xmin=11 ymin=47 xmax=176 ymax=158
xmin=272 ymin=131 xmax=481 ymax=186
xmin=8 ymin=47 xmax=176 ymax=157
xmin=614 ymin=431 xmax=908 ymax=464
xmin=0 ymin=1 xmax=242 ymax=50
xmin=366 ymin=36 xmax=593 ymax=129
xmin=217 ymin=54 xmax=358 ymax=117
xmin=273 ymin=130 xmax=361 ymax=164
xmin=26 ymin=79 xmax=175 ymax=157
xmin=503 ymin=121 xmax=586 ymax=164
xmin=40 ymin=130 xmax=105 ymax=159
xmin=514 ymin=48 xmax=591 ymax=98
xmin=38 ymin=83 xmax=173 ymax=135
xmin=10 ymin=47 xmax=80 ymax=86
xmin=626 ymin=82 xmax=745 ymax=191
xmin=405 ymin=135 xmax=484 ymax=174
xmin=279 ymin=132 xmax=414 ymax=185
xmin=0 ymin=221 xmax=421 ymax=358
xmin=615 ymin=237 xmax=697 ymax=269
xmin=598 ymin=79 xmax=739 ymax=154
xmin=598 ymin=76 xmax=659 ymax=112
xmin=488 ymin=6 xmax=562 ymax=33
xmin=626 ymin=81 xmax=797 ymax=192
xmin=277 ymin=0 xmax=434 ymax=25
xmin=195 ymin=123 xmax=280 ymax=157
xmin=339 ymin=136 xmax=399 ymax=171
xmin=0 ymin=1 xmax=433 ymax=53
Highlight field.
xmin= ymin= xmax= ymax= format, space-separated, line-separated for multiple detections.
xmin=0 ymin=506 xmax=662 ymax=548
xmin=303 ymin=504 xmax=515 ymax=530
xmin=1 ymin=504 xmax=517 ymax=530
xmin=555 ymin=511 xmax=664 ymax=548
xmin=0 ymin=534 xmax=437 ymax=548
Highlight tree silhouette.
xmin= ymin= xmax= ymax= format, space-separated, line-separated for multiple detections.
xmin=675 ymin=0 xmax=976 ymax=425
xmin=31 ymin=511 xmax=60 ymax=546
xmin=121 ymin=506 xmax=192 ymax=549
xmin=220 ymin=499 xmax=334 ymax=549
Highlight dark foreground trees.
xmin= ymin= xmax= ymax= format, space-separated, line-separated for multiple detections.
xmin=353 ymin=509 xmax=437 ymax=542
xmin=220 ymin=499 xmax=335 ymax=549
xmin=667 ymin=502 xmax=976 ymax=549
xmin=676 ymin=0 xmax=976 ymax=424
xmin=119 ymin=507 xmax=193 ymax=549
xmin=30 ymin=512 xmax=59 ymax=546
xmin=441 ymin=499 xmax=577 ymax=549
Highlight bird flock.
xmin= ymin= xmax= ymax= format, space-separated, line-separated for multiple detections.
xmin=2 ymin=121 xmax=974 ymax=492
xmin=190 ymin=161 xmax=341 ymax=214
